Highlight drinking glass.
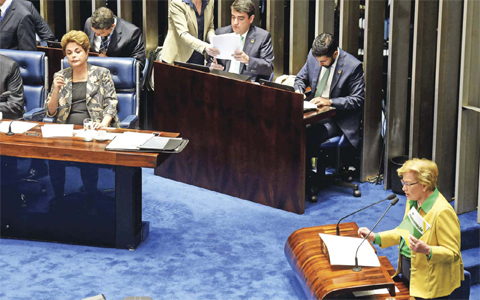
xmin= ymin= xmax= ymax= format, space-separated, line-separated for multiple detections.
xmin=83 ymin=118 xmax=94 ymax=141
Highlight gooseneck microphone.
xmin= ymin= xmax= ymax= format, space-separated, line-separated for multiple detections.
xmin=352 ymin=196 xmax=399 ymax=272
xmin=336 ymin=194 xmax=396 ymax=236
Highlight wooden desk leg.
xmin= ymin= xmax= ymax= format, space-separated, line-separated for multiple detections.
xmin=115 ymin=166 xmax=149 ymax=250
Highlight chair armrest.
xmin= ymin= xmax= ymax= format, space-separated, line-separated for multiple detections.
xmin=23 ymin=108 xmax=46 ymax=121
xmin=43 ymin=117 xmax=56 ymax=123
xmin=119 ymin=115 xmax=138 ymax=129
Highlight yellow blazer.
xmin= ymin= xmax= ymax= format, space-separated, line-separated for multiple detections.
xmin=378 ymin=191 xmax=464 ymax=298
xmin=161 ymin=0 xmax=215 ymax=64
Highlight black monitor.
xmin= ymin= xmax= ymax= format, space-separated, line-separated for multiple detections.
xmin=211 ymin=69 xmax=250 ymax=81
xmin=174 ymin=61 xmax=210 ymax=73
xmin=47 ymin=41 xmax=62 ymax=49
xmin=259 ymin=79 xmax=295 ymax=92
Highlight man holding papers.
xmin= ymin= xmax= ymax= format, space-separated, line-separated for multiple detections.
xmin=358 ymin=158 xmax=464 ymax=299
xmin=210 ymin=0 xmax=273 ymax=82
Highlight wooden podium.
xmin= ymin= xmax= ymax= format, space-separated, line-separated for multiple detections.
xmin=285 ymin=222 xmax=410 ymax=299
xmin=152 ymin=62 xmax=335 ymax=214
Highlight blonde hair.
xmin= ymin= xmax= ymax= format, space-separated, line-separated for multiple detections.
xmin=397 ymin=158 xmax=438 ymax=191
xmin=61 ymin=30 xmax=90 ymax=54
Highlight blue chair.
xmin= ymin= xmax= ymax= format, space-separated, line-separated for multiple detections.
xmin=0 ymin=49 xmax=48 ymax=121
xmin=310 ymin=134 xmax=361 ymax=202
xmin=60 ymin=56 xmax=140 ymax=129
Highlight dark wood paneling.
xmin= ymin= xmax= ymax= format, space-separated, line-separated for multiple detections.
xmin=153 ymin=62 xmax=306 ymax=214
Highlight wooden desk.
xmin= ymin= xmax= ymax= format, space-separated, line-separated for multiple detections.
xmin=0 ymin=121 xmax=179 ymax=249
xmin=284 ymin=222 xmax=409 ymax=299
xmin=153 ymin=62 xmax=335 ymax=214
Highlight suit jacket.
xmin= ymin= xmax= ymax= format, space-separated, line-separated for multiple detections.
xmin=18 ymin=0 xmax=55 ymax=41
xmin=378 ymin=191 xmax=464 ymax=298
xmin=0 ymin=0 xmax=36 ymax=51
xmin=294 ymin=49 xmax=365 ymax=148
xmin=161 ymin=0 xmax=215 ymax=64
xmin=0 ymin=54 xmax=24 ymax=119
xmin=45 ymin=64 xmax=119 ymax=127
xmin=215 ymin=25 xmax=274 ymax=82
xmin=84 ymin=17 xmax=146 ymax=72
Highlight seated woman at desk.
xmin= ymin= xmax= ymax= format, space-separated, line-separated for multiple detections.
xmin=161 ymin=0 xmax=219 ymax=65
xmin=44 ymin=30 xmax=119 ymax=207
xmin=358 ymin=158 xmax=464 ymax=299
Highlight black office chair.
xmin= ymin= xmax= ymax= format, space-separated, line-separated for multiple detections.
xmin=309 ymin=134 xmax=361 ymax=203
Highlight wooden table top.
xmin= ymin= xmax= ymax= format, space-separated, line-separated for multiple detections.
xmin=303 ymin=106 xmax=336 ymax=125
xmin=0 ymin=120 xmax=179 ymax=168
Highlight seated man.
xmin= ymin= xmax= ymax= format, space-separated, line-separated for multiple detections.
xmin=210 ymin=0 xmax=273 ymax=82
xmin=0 ymin=54 xmax=25 ymax=119
xmin=294 ymin=33 xmax=365 ymax=201
xmin=0 ymin=0 xmax=36 ymax=51
xmin=84 ymin=7 xmax=146 ymax=72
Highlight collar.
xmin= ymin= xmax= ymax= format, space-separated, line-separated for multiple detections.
xmin=239 ymin=28 xmax=249 ymax=40
xmin=408 ymin=187 xmax=439 ymax=214
xmin=0 ymin=0 xmax=13 ymax=17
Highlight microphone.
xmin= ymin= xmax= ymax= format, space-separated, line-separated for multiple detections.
xmin=336 ymin=194 xmax=396 ymax=235
xmin=352 ymin=196 xmax=399 ymax=272
xmin=6 ymin=118 xmax=25 ymax=136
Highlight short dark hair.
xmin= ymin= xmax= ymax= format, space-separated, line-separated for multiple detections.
xmin=91 ymin=7 xmax=115 ymax=30
xmin=231 ymin=0 xmax=255 ymax=18
xmin=312 ymin=33 xmax=337 ymax=57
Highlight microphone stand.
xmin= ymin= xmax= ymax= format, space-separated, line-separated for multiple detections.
xmin=336 ymin=194 xmax=396 ymax=235
xmin=352 ymin=197 xmax=399 ymax=272
xmin=6 ymin=118 xmax=24 ymax=136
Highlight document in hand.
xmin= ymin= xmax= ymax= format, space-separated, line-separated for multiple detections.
xmin=210 ymin=33 xmax=241 ymax=60
xmin=319 ymin=233 xmax=380 ymax=267
xmin=395 ymin=207 xmax=431 ymax=247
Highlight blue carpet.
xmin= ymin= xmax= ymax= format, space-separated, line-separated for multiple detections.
xmin=0 ymin=168 xmax=478 ymax=299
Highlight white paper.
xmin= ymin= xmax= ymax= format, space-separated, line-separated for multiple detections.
xmin=0 ymin=121 xmax=37 ymax=134
xmin=105 ymin=131 xmax=153 ymax=151
xmin=210 ymin=33 xmax=241 ymax=60
xmin=319 ymin=233 xmax=380 ymax=267
xmin=304 ymin=101 xmax=318 ymax=111
xmin=73 ymin=129 xmax=119 ymax=140
xmin=407 ymin=206 xmax=431 ymax=235
xmin=41 ymin=124 xmax=74 ymax=137
xmin=352 ymin=287 xmax=399 ymax=297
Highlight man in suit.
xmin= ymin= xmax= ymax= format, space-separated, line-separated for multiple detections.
xmin=0 ymin=54 xmax=24 ymax=119
xmin=294 ymin=33 xmax=365 ymax=201
xmin=0 ymin=0 xmax=36 ymax=51
xmin=210 ymin=0 xmax=273 ymax=82
xmin=84 ymin=7 xmax=146 ymax=72
xmin=18 ymin=0 xmax=55 ymax=42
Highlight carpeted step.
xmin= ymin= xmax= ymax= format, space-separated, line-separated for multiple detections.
xmin=470 ymin=284 xmax=480 ymax=300
xmin=458 ymin=210 xmax=480 ymax=251
xmin=462 ymin=247 xmax=480 ymax=285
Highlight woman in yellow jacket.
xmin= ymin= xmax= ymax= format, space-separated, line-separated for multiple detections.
xmin=161 ymin=0 xmax=219 ymax=65
xmin=358 ymin=158 xmax=464 ymax=299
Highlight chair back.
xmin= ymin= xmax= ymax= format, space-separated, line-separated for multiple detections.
xmin=62 ymin=56 xmax=140 ymax=123
xmin=0 ymin=49 xmax=48 ymax=113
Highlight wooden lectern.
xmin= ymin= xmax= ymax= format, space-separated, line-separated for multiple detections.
xmin=285 ymin=222 xmax=410 ymax=299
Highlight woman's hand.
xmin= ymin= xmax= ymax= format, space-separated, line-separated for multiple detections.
xmin=209 ymin=58 xmax=224 ymax=71
xmin=53 ymin=73 xmax=65 ymax=91
xmin=358 ymin=227 xmax=375 ymax=242
xmin=205 ymin=46 xmax=220 ymax=57
xmin=408 ymin=235 xmax=431 ymax=255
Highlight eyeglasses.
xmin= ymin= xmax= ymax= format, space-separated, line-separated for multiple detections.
xmin=401 ymin=180 xmax=419 ymax=188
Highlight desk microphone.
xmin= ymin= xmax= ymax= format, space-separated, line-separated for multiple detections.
xmin=352 ymin=196 xmax=399 ymax=272
xmin=6 ymin=118 xmax=25 ymax=136
xmin=336 ymin=194 xmax=396 ymax=236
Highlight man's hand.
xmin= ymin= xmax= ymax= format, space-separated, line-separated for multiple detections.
xmin=232 ymin=50 xmax=249 ymax=64
xmin=209 ymin=58 xmax=224 ymax=71
xmin=310 ymin=97 xmax=331 ymax=108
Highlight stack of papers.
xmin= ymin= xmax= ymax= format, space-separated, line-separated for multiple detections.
xmin=105 ymin=132 xmax=186 ymax=152
xmin=41 ymin=124 xmax=74 ymax=137
xmin=304 ymin=101 xmax=318 ymax=112
xmin=0 ymin=121 xmax=37 ymax=134
xmin=210 ymin=33 xmax=241 ymax=60
xmin=319 ymin=233 xmax=380 ymax=267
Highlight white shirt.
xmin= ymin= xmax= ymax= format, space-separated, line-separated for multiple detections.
xmin=228 ymin=29 xmax=249 ymax=74
xmin=93 ymin=17 xmax=117 ymax=52
xmin=0 ymin=0 xmax=13 ymax=18
xmin=318 ymin=48 xmax=340 ymax=99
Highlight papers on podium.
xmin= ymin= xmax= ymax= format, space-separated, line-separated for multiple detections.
xmin=41 ymin=124 xmax=74 ymax=137
xmin=210 ymin=33 xmax=241 ymax=60
xmin=319 ymin=233 xmax=380 ymax=267
xmin=304 ymin=101 xmax=318 ymax=112
xmin=105 ymin=132 xmax=187 ymax=152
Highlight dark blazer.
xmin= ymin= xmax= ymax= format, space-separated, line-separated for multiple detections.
xmin=84 ymin=17 xmax=146 ymax=72
xmin=0 ymin=0 xmax=36 ymax=51
xmin=18 ymin=0 xmax=55 ymax=41
xmin=0 ymin=54 xmax=25 ymax=119
xmin=215 ymin=25 xmax=274 ymax=82
xmin=294 ymin=49 xmax=365 ymax=148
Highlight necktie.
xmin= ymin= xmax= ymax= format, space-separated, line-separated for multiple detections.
xmin=315 ymin=67 xmax=331 ymax=98
xmin=100 ymin=36 xmax=109 ymax=53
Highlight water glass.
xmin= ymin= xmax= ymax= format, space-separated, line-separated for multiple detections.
xmin=83 ymin=118 xmax=94 ymax=141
